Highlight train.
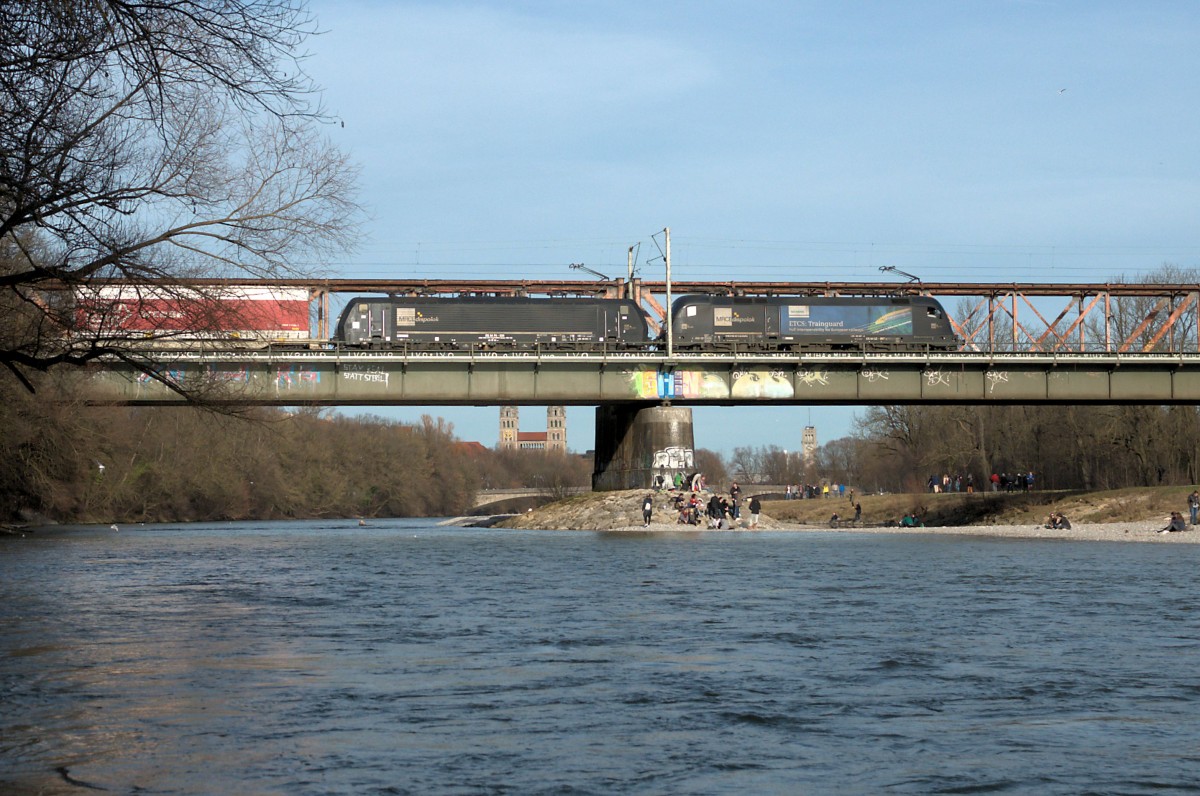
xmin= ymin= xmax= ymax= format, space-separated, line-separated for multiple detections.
xmin=334 ymin=294 xmax=958 ymax=352
xmin=75 ymin=288 xmax=959 ymax=352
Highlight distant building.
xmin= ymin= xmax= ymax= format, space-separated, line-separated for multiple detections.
xmin=802 ymin=425 xmax=817 ymax=466
xmin=453 ymin=441 xmax=489 ymax=456
xmin=517 ymin=431 xmax=549 ymax=450
xmin=498 ymin=406 xmax=567 ymax=452
xmin=547 ymin=405 xmax=566 ymax=450
xmin=499 ymin=406 xmax=519 ymax=449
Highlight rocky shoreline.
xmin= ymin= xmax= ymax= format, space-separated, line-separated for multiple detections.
xmin=496 ymin=489 xmax=1200 ymax=543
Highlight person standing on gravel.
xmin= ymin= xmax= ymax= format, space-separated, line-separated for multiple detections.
xmin=1188 ymin=490 xmax=1199 ymax=526
xmin=748 ymin=496 xmax=762 ymax=529
xmin=642 ymin=494 xmax=654 ymax=527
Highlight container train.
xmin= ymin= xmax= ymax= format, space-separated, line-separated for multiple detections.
xmin=76 ymin=289 xmax=959 ymax=352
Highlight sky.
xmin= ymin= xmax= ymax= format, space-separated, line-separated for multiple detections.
xmin=301 ymin=0 xmax=1200 ymax=454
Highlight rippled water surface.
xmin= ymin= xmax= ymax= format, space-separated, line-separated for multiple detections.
xmin=3 ymin=521 xmax=1199 ymax=794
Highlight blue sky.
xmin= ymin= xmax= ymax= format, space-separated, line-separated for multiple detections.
xmin=303 ymin=1 xmax=1200 ymax=454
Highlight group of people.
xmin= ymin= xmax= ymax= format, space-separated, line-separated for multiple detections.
xmin=928 ymin=473 xmax=976 ymax=493
xmin=1154 ymin=492 xmax=1200 ymax=533
xmin=989 ymin=471 xmax=1036 ymax=492
xmin=828 ymin=503 xmax=863 ymax=528
xmin=1161 ymin=511 xmax=1189 ymax=534
xmin=927 ymin=471 xmax=1036 ymax=493
xmin=654 ymin=471 xmax=707 ymax=492
xmin=785 ymin=483 xmax=847 ymax=500
xmin=1043 ymin=512 xmax=1072 ymax=530
xmin=882 ymin=511 xmax=925 ymax=527
xmin=1043 ymin=491 xmax=1200 ymax=534
xmin=642 ymin=479 xmax=762 ymax=529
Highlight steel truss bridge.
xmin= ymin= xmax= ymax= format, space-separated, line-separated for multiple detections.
xmin=136 ymin=277 xmax=1200 ymax=354
xmin=76 ymin=279 xmax=1200 ymax=406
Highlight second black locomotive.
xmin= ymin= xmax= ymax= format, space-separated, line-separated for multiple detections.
xmin=669 ymin=295 xmax=957 ymax=352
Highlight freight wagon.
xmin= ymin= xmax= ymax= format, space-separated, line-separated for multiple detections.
xmin=73 ymin=286 xmax=312 ymax=345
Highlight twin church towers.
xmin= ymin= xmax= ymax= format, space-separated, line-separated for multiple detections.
xmin=498 ymin=406 xmax=567 ymax=452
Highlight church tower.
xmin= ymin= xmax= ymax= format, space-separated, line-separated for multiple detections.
xmin=498 ymin=405 xmax=519 ymax=450
xmin=546 ymin=406 xmax=567 ymax=452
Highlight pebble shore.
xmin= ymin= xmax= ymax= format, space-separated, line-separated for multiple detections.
xmin=495 ymin=489 xmax=1198 ymax=543
xmin=597 ymin=519 xmax=1198 ymax=543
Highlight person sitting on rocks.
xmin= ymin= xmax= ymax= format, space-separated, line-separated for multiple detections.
xmin=1161 ymin=511 xmax=1188 ymax=533
xmin=1044 ymin=512 xmax=1072 ymax=530
xmin=674 ymin=493 xmax=689 ymax=524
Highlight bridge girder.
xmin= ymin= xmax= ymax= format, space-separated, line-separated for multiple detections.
xmin=75 ymin=352 xmax=1200 ymax=407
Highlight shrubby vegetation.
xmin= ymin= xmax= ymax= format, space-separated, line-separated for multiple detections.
xmin=852 ymin=403 xmax=1200 ymax=493
xmin=0 ymin=375 xmax=591 ymax=523
xmin=710 ymin=403 xmax=1200 ymax=496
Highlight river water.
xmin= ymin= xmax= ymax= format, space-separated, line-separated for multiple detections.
xmin=2 ymin=521 xmax=1198 ymax=794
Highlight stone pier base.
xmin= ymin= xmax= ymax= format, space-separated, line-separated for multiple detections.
xmin=592 ymin=405 xmax=695 ymax=491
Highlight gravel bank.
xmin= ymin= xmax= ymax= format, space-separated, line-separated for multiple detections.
xmin=496 ymin=488 xmax=1200 ymax=542
xmin=595 ymin=519 xmax=1198 ymax=542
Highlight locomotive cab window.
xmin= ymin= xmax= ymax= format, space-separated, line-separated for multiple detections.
xmin=927 ymin=307 xmax=942 ymax=318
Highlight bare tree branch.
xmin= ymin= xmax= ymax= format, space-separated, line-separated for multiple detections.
xmin=1 ymin=0 xmax=360 ymax=393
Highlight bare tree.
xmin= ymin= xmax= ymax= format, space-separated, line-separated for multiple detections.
xmin=693 ymin=448 xmax=729 ymax=488
xmin=1 ymin=0 xmax=359 ymax=392
xmin=729 ymin=445 xmax=762 ymax=483
xmin=1083 ymin=265 xmax=1200 ymax=354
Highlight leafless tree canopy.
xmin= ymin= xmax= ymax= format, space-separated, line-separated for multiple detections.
xmin=1 ymin=0 xmax=359 ymax=388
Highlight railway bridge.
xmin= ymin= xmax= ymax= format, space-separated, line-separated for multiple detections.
xmin=67 ymin=279 xmax=1200 ymax=490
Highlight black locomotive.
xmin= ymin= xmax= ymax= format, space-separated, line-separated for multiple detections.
xmin=335 ymin=296 xmax=649 ymax=350
xmin=668 ymin=295 xmax=958 ymax=352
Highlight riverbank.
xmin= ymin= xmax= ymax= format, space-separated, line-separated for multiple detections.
xmin=497 ymin=488 xmax=1200 ymax=543
xmin=589 ymin=519 xmax=1195 ymax=543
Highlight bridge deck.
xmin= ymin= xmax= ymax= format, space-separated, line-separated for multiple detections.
xmin=79 ymin=351 xmax=1200 ymax=406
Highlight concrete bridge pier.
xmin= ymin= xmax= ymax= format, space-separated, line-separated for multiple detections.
xmin=592 ymin=404 xmax=695 ymax=491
